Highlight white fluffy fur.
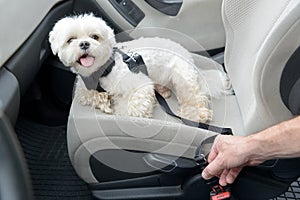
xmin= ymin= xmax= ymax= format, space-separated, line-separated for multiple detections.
xmin=49 ymin=14 xmax=232 ymax=122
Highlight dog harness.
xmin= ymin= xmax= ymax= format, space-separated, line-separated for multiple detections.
xmin=80 ymin=47 xmax=148 ymax=91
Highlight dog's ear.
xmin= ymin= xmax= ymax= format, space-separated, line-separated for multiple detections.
xmin=49 ymin=30 xmax=59 ymax=55
xmin=106 ymin=26 xmax=116 ymax=45
xmin=92 ymin=16 xmax=116 ymax=45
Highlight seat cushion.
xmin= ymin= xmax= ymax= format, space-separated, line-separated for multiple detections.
xmin=67 ymin=53 xmax=243 ymax=183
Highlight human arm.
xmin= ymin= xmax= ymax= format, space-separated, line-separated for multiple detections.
xmin=201 ymin=116 xmax=300 ymax=186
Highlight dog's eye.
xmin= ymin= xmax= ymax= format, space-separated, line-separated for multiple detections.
xmin=67 ymin=37 xmax=76 ymax=44
xmin=90 ymin=34 xmax=99 ymax=40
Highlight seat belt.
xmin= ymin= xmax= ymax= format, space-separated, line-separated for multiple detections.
xmin=155 ymin=91 xmax=233 ymax=134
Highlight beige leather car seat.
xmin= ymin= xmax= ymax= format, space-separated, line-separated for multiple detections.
xmin=67 ymin=0 xmax=300 ymax=184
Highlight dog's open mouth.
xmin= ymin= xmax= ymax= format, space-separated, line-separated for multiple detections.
xmin=77 ymin=54 xmax=95 ymax=68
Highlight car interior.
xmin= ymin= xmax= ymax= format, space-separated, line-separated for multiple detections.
xmin=1 ymin=0 xmax=300 ymax=200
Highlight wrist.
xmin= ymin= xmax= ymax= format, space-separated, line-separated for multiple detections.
xmin=243 ymin=134 xmax=266 ymax=165
xmin=246 ymin=121 xmax=290 ymax=162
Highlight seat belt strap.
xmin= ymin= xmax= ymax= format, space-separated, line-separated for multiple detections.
xmin=155 ymin=91 xmax=233 ymax=134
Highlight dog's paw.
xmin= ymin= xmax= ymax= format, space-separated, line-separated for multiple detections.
xmin=94 ymin=92 xmax=113 ymax=114
xmin=155 ymin=84 xmax=172 ymax=99
xmin=197 ymin=107 xmax=213 ymax=123
xmin=127 ymin=85 xmax=155 ymax=118
xmin=179 ymin=105 xmax=213 ymax=123
xmin=76 ymin=89 xmax=112 ymax=114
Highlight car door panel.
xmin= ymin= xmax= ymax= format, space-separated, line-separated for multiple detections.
xmin=4 ymin=1 xmax=73 ymax=95
xmin=0 ymin=0 xmax=63 ymax=67
xmin=95 ymin=0 xmax=225 ymax=52
xmin=0 ymin=68 xmax=19 ymax=124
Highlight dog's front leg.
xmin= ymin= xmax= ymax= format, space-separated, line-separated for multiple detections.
xmin=127 ymin=84 xmax=155 ymax=118
xmin=75 ymin=88 xmax=112 ymax=114
xmin=168 ymin=59 xmax=213 ymax=123
xmin=175 ymin=79 xmax=213 ymax=123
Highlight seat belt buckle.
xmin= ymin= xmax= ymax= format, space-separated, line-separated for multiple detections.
xmin=194 ymin=154 xmax=232 ymax=200
xmin=210 ymin=185 xmax=231 ymax=200
xmin=205 ymin=177 xmax=232 ymax=200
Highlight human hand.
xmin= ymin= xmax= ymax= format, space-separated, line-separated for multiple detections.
xmin=201 ymin=135 xmax=262 ymax=186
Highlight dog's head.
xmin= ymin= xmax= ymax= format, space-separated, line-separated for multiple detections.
xmin=49 ymin=14 xmax=116 ymax=77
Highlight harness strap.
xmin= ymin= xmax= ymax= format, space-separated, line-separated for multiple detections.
xmin=80 ymin=47 xmax=148 ymax=92
xmin=155 ymin=91 xmax=233 ymax=135
xmin=80 ymin=56 xmax=115 ymax=91
xmin=113 ymin=48 xmax=149 ymax=75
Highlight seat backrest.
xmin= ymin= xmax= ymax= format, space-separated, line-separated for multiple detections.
xmin=222 ymin=0 xmax=300 ymax=135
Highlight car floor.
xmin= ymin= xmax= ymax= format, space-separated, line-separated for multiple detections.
xmin=15 ymin=118 xmax=93 ymax=200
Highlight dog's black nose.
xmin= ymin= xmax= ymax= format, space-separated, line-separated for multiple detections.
xmin=79 ymin=41 xmax=90 ymax=50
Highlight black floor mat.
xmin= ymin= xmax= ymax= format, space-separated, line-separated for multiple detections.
xmin=15 ymin=118 xmax=93 ymax=200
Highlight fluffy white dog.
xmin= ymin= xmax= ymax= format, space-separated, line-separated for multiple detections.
xmin=49 ymin=14 xmax=231 ymax=123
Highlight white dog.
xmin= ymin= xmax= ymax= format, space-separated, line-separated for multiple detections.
xmin=49 ymin=14 xmax=231 ymax=123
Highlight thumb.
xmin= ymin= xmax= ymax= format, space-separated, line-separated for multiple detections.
xmin=201 ymin=155 xmax=224 ymax=180
xmin=202 ymin=167 xmax=213 ymax=180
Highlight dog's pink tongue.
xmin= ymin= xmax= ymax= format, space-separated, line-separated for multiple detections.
xmin=80 ymin=56 xmax=95 ymax=67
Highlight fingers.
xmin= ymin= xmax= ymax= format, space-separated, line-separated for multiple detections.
xmin=207 ymin=147 xmax=218 ymax=163
xmin=203 ymin=166 xmax=242 ymax=186
xmin=202 ymin=136 xmax=221 ymax=180
xmin=207 ymin=135 xmax=223 ymax=163
xmin=219 ymin=167 xmax=242 ymax=186
xmin=201 ymin=169 xmax=213 ymax=180
xmin=202 ymin=153 xmax=243 ymax=186
xmin=219 ymin=169 xmax=230 ymax=186
xmin=227 ymin=167 xmax=243 ymax=184
xmin=201 ymin=155 xmax=223 ymax=180
xmin=201 ymin=135 xmax=246 ymax=186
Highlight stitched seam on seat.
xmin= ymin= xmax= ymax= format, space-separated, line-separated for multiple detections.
xmin=258 ymin=19 xmax=300 ymax=120
xmin=256 ymin=0 xmax=292 ymax=54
